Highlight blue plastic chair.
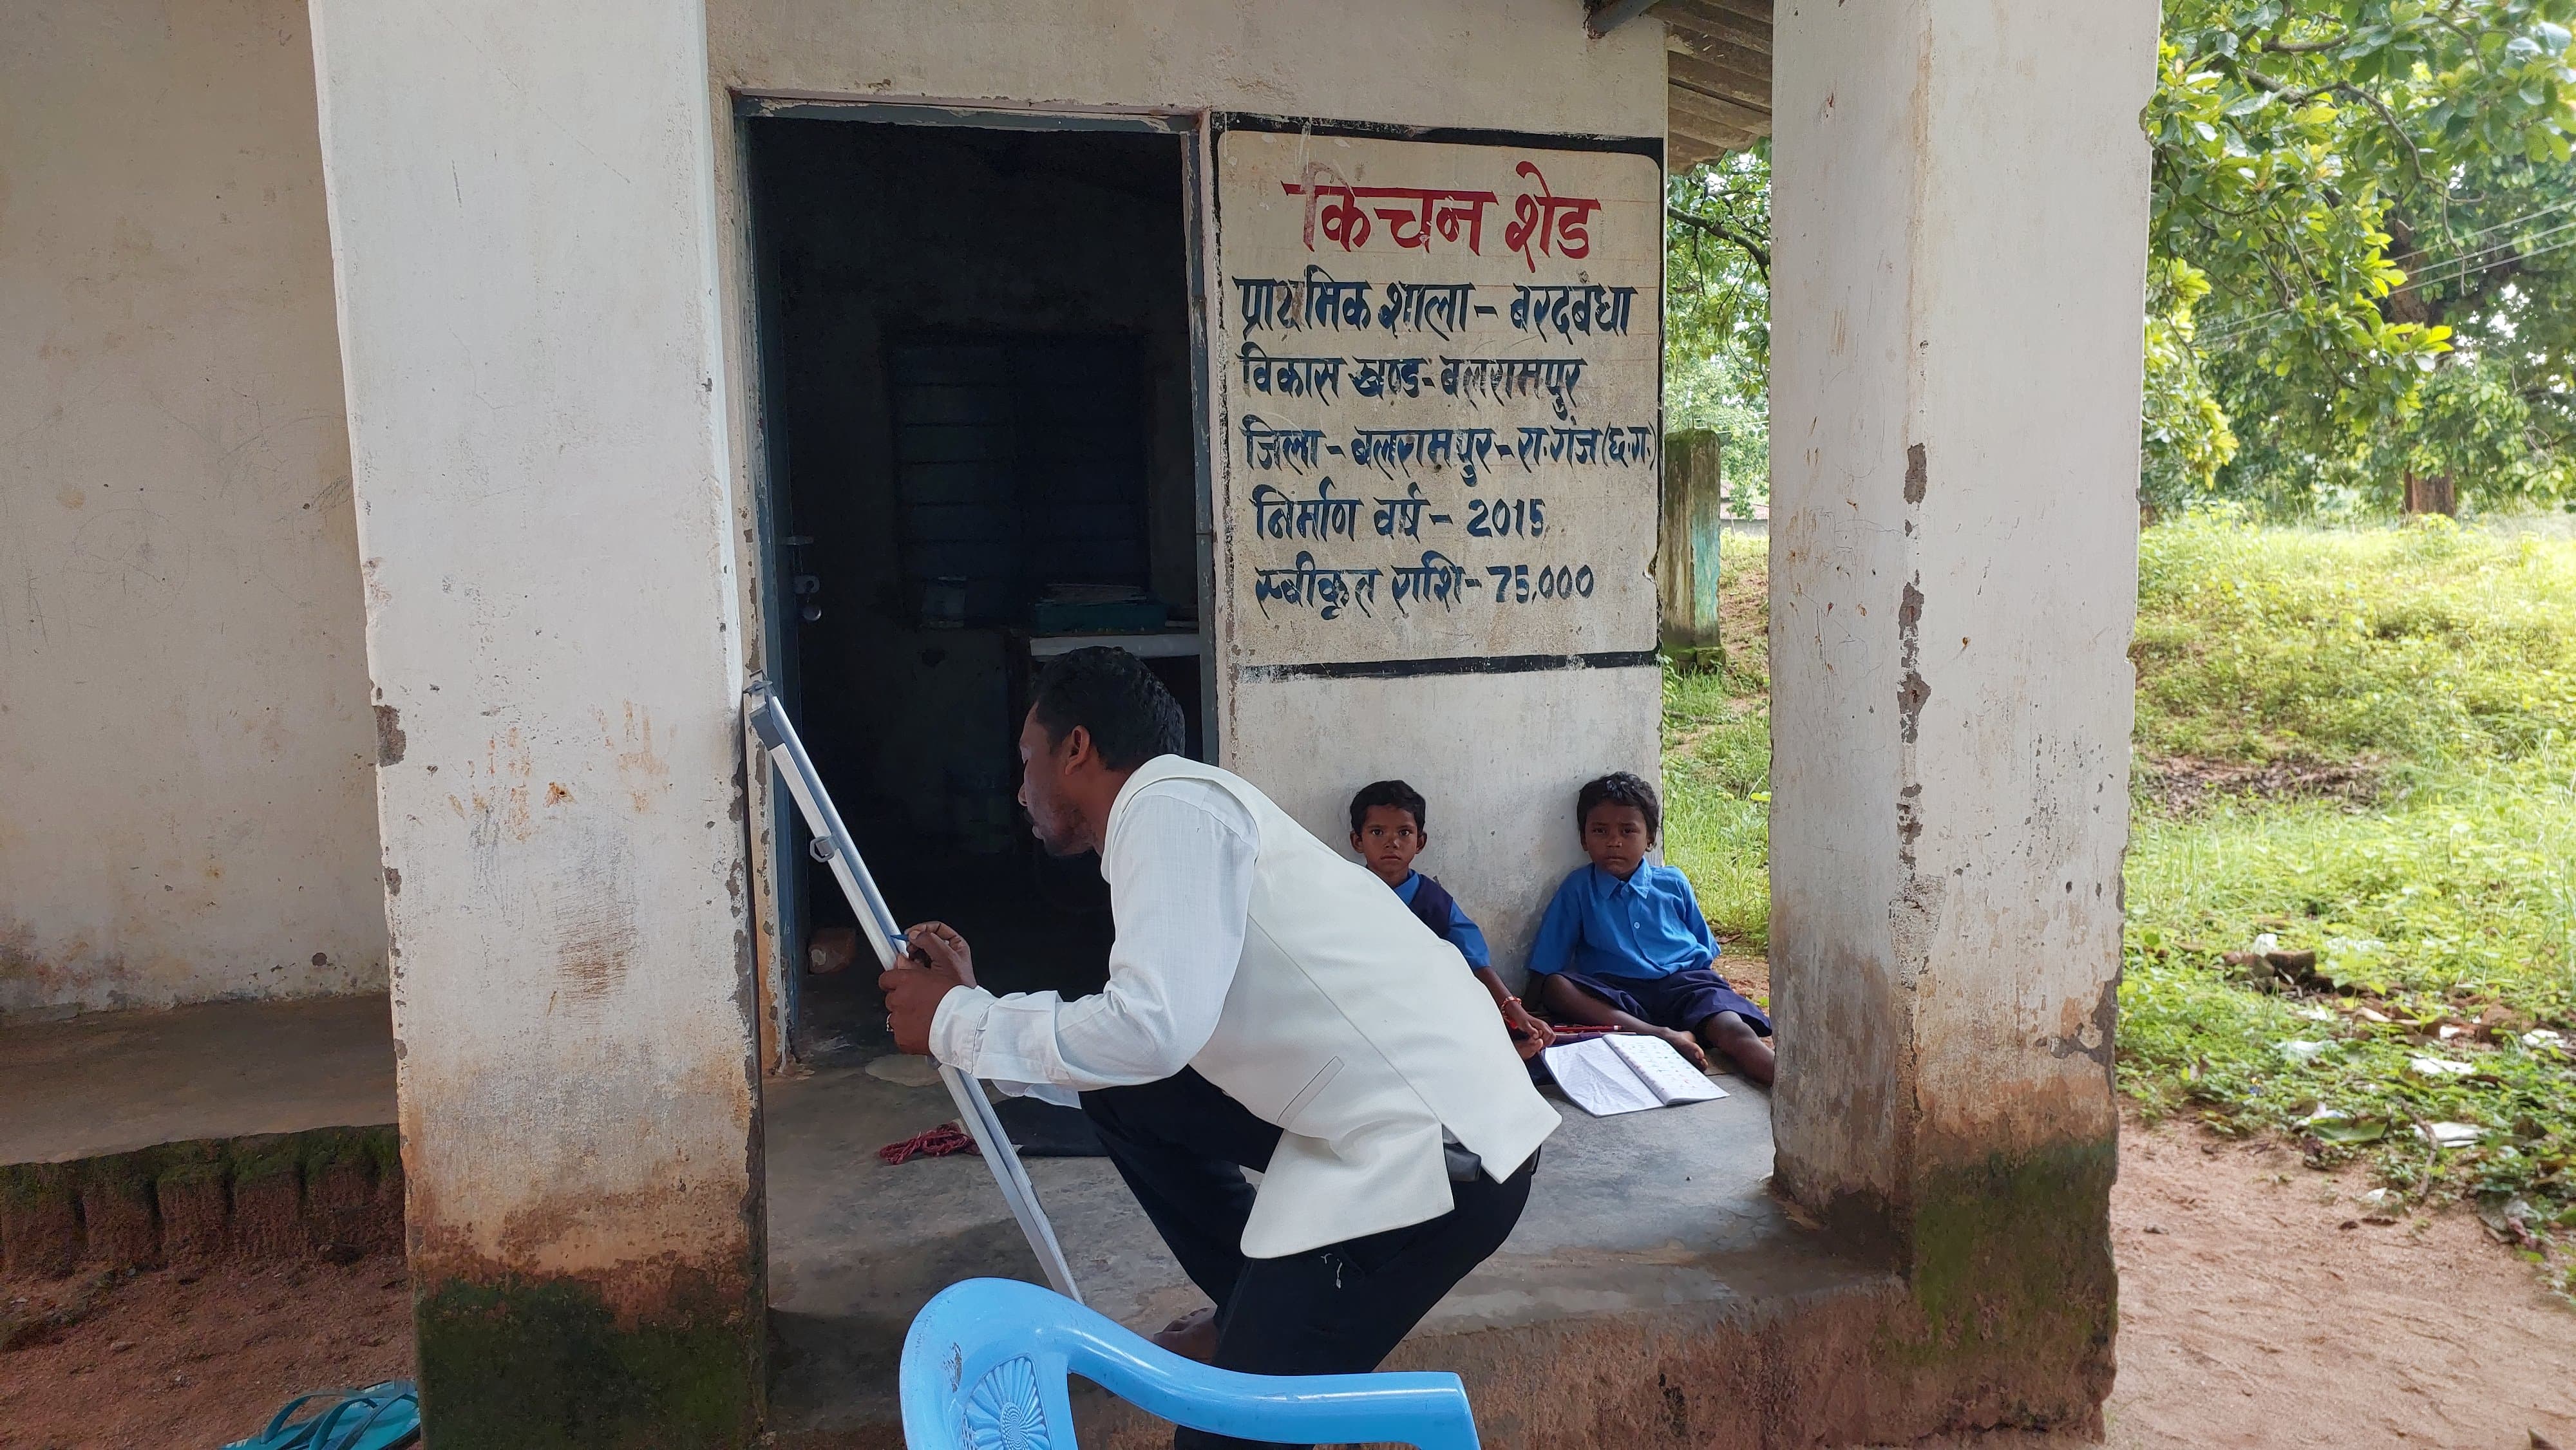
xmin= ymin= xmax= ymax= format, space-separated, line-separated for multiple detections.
xmin=900 ymin=1278 xmax=1481 ymax=1449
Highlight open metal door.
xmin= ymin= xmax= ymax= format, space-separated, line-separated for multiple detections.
xmin=745 ymin=679 xmax=1083 ymax=1303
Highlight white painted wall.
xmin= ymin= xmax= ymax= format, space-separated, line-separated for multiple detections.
xmin=1231 ymin=669 xmax=1661 ymax=974
xmin=709 ymin=0 xmax=1665 ymax=137
xmin=307 ymin=0 xmax=760 ymax=1286
xmin=707 ymin=0 xmax=1670 ymax=984
xmin=0 ymin=0 xmax=384 ymax=1017
xmin=1766 ymin=0 xmax=2157 ymax=1200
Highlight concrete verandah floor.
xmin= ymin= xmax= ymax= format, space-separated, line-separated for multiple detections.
xmin=762 ymin=1051 xmax=1888 ymax=1445
xmin=0 ymin=995 xmax=399 ymax=1166
xmin=1 ymin=996 xmax=407 ymax=1275
xmin=5 ymin=997 xmax=1904 ymax=1447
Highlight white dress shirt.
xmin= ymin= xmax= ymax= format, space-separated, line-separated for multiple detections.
xmin=927 ymin=776 xmax=1258 ymax=1106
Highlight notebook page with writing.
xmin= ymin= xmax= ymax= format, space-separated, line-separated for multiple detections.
xmin=1539 ymin=1036 xmax=1663 ymax=1116
xmin=1604 ymin=1033 xmax=1730 ymax=1105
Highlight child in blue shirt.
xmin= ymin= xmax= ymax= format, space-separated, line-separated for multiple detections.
xmin=1527 ymin=771 xmax=1775 ymax=1084
xmin=1349 ymin=780 xmax=1553 ymax=1059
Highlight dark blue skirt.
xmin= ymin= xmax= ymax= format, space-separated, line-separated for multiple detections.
xmin=1548 ymin=965 xmax=1772 ymax=1037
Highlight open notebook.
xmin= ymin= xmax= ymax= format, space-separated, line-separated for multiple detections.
xmin=1541 ymin=1033 xmax=1730 ymax=1117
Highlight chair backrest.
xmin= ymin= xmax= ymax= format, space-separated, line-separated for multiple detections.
xmin=900 ymin=1279 xmax=1481 ymax=1450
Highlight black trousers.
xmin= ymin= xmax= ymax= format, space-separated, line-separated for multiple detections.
xmin=1081 ymin=1068 xmax=1537 ymax=1450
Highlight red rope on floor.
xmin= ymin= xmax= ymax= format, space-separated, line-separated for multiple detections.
xmin=877 ymin=1123 xmax=980 ymax=1165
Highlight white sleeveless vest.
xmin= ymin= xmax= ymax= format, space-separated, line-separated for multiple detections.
xmin=1110 ymin=756 xmax=1560 ymax=1258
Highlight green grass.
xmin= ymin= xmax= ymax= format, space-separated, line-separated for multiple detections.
xmin=2121 ymin=761 xmax=2576 ymax=1240
xmin=1661 ymin=516 xmax=2576 ymax=1292
xmin=2122 ymin=520 xmax=2576 ymax=1290
xmin=2132 ymin=516 xmax=2576 ymax=768
xmin=1662 ymin=666 xmax=1771 ymax=951
xmin=1662 ymin=531 xmax=1772 ymax=952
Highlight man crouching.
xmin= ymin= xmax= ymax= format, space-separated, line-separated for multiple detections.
xmin=880 ymin=646 xmax=1557 ymax=1450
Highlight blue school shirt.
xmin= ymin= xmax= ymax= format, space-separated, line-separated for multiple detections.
xmin=1393 ymin=871 xmax=1493 ymax=970
xmin=1525 ymin=862 xmax=1719 ymax=981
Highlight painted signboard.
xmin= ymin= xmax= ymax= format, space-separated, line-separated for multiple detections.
xmin=1213 ymin=126 xmax=1663 ymax=671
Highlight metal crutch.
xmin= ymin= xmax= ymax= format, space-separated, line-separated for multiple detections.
xmin=745 ymin=680 xmax=1083 ymax=1303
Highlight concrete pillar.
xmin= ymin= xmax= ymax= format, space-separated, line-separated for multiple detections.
xmin=1656 ymin=429 xmax=1725 ymax=663
xmin=307 ymin=3 xmax=762 ymax=1445
xmin=1766 ymin=0 xmax=2157 ymax=1431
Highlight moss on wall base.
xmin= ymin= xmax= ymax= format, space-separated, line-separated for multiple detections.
xmin=1884 ymin=1137 xmax=2119 ymax=1434
xmin=415 ymin=1268 xmax=761 ymax=1450
xmin=0 ymin=1127 xmax=402 ymax=1275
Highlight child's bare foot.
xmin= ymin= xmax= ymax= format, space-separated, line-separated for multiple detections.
xmin=1151 ymin=1306 xmax=1220 ymax=1362
xmin=1724 ymin=1035 xmax=1777 ymax=1086
xmin=1501 ymin=997 xmax=1555 ymax=1059
xmin=1699 ymin=1012 xmax=1776 ymax=1086
xmin=1657 ymin=1028 xmax=1712 ymax=1070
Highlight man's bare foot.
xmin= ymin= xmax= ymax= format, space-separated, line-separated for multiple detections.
xmin=1150 ymin=1306 xmax=1220 ymax=1363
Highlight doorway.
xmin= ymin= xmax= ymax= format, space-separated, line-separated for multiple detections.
xmin=743 ymin=111 xmax=1207 ymax=1068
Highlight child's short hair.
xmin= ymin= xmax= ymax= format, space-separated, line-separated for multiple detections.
xmin=1349 ymin=779 xmax=1428 ymax=834
xmin=1577 ymin=771 xmax=1661 ymax=840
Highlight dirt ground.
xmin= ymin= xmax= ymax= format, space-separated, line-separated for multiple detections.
xmin=2091 ymin=1116 xmax=2576 ymax=1449
xmin=2 ymin=1118 xmax=2570 ymax=1449
xmin=1720 ymin=952 xmax=1770 ymax=1006
xmin=2130 ymin=753 xmax=2386 ymax=816
xmin=0 ymin=1256 xmax=410 ymax=1450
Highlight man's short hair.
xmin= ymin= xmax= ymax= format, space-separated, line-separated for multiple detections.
xmin=1029 ymin=646 xmax=1186 ymax=771
xmin=1577 ymin=771 xmax=1661 ymax=841
xmin=1348 ymin=779 xmax=1428 ymax=834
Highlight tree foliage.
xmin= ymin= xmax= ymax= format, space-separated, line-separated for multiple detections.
xmin=1665 ymin=146 xmax=1774 ymax=509
xmin=2150 ymin=0 xmax=2576 ymax=514
xmin=1665 ymin=146 xmax=1771 ymax=400
xmin=2145 ymin=258 xmax=2247 ymax=496
xmin=1664 ymin=2 xmax=2576 ymax=518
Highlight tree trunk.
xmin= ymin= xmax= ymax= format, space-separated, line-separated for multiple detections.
xmin=2402 ymin=471 xmax=2457 ymax=516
